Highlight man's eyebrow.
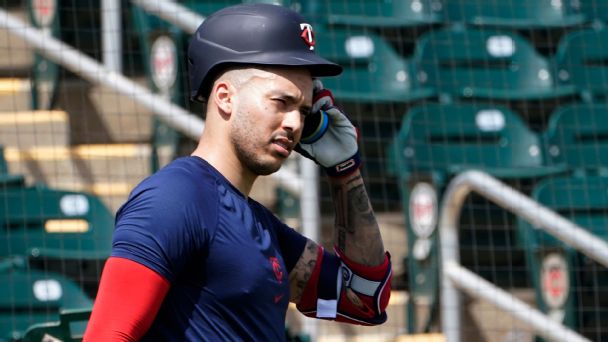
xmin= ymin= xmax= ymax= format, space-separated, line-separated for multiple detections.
xmin=271 ymin=92 xmax=312 ymax=111
xmin=300 ymin=105 xmax=312 ymax=115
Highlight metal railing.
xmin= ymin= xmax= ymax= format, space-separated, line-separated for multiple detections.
xmin=439 ymin=170 xmax=608 ymax=342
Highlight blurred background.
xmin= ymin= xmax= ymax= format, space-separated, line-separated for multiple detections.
xmin=1 ymin=0 xmax=607 ymax=341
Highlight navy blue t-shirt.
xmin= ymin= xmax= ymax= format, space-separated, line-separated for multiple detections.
xmin=111 ymin=156 xmax=308 ymax=341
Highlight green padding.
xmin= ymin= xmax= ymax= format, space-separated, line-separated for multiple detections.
xmin=0 ymin=186 xmax=114 ymax=260
xmin=555 ymin=29 xmax=608 ymax=100
xmin=545 ymin=103 xmax=608 ymax=172
xmin=414 ymin=28 xmax=576 ymax=100
xmin=316 ymin=27 xmax=435 ymax=103
xmin=0 ymin=268 xmax=92 ymax=341
xmin=302 ymin=0 xmax=442 ymax=27
xmin=444 ymin=0 xmax=585 ymax=28
xmin=387 ymin=102 xmax=563 ymax=182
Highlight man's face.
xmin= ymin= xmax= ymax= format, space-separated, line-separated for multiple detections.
xmin=229 ymin=67 xmax=313 ymax=176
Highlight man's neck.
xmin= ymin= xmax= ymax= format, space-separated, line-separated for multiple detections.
xmin=191 ymin=143 xmax=256 ymax=197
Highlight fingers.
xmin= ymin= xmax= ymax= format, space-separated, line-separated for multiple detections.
xmin=312 ymin=89 xmax=334 ymax=113
xmin=324 ymin=107 xmax=351 ymax=127
xmin=312 ymin=79 xmax=334 ymax=113
xmin=312 ymin=78 xmax=324 ymax=93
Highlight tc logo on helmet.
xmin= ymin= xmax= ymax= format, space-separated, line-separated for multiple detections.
xmin=300 ymin=23 xmax=315 ymax=50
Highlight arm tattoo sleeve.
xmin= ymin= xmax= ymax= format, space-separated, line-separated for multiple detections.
xmin=330 ymin=171 xmax=385 ymax=266
xmin=289 ymin=240 xmax=319 ymax=302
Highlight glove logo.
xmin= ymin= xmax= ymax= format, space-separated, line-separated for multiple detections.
xmin=300 ymin=23 xmax=315 ymax=50
xmin=336 ymin=159 xmax=356 ymax=173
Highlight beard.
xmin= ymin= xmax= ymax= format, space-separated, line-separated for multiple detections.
xmin=230 ymin=111 xmax=283 ymax=176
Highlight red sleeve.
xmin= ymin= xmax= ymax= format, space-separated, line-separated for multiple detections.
xmin=83 ymin=257 xmax=170 ymax=341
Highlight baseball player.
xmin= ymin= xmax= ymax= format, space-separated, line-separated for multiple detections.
xmin=84 ymin=3 xmax=391 ymax=341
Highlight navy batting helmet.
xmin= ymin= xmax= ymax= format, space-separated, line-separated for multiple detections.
xmin=187 ymin=3 xmax=342 ymax=102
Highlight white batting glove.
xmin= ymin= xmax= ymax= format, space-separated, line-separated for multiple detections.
xmin=296 ymin=80 xmax=361 ymax=177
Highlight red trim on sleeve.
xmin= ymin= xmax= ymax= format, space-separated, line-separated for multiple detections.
xmin=83 ymin=257 xmax=170 ymax=341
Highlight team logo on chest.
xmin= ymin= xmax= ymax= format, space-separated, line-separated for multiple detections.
xmin=269 ymin=256 xmax=284 ymax=284
xmin=300 ymin=23 xmax=315 ymax=50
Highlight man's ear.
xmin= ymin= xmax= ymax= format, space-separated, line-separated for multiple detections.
xmin=212 ymin=80 xmax=233 ymax=115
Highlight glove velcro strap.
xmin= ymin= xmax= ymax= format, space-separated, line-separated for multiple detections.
xmin=325 ymin=151 xmax=361 ymax=178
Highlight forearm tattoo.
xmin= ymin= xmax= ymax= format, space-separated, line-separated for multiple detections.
xmin=331 ymin=173 xmax=384 ymax=266
xmin=289 ymin=241 xmax=318 ymax=303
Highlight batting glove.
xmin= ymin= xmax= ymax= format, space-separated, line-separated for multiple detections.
xmin=296 ymin=80 xmax=361 ymax=177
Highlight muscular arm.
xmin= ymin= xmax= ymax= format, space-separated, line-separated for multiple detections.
xmin=330 ymin=169 xmax=385 ymax=266
xmin=289 ymin=169 xmax=385 ymax=303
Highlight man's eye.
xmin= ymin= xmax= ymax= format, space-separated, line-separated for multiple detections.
xmin=273 ymin=98 xmax=286 ymax=105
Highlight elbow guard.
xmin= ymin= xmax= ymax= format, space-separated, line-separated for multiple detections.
xmin=296 ymin=246 xmax=392 ymax=325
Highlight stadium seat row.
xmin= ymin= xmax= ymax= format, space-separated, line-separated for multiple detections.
xmin=386 ymin=101 xmax=608 ymax=339
xmin=299 ymin=0 xmax=608 ymax=29
xmin=321 ymin=26 xmax=608 ymax=104
xmin=0 ymin=146 xmax=114 ymax=340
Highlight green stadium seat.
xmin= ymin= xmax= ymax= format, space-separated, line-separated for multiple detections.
xmin=444 ymin=0 xmax=585 ymax=28
xmin=544 ymin=103 xmax=608 ymax=174
xmin=387 ymin=102 xmax=565 ymax=332
xmin=388 ymin=103 xmax=564 ymax=182
xmin=555 ymin=28 xmax=608 ymax=102
xmin=0 ymin=183 xmax=115 ymax=297
xmin=0 ymin=267 xmax=92 ymax=341
xmin=316 ymin=27 xmax=435 ymax=103
xmin=579 ymin=0 xmax=608 ymax=24
xmin=22 ymin=308 xmax=91 ymax=342
xmin=516 ymin=175 xmax=608 ymax=340
xmin=413 ymin=27 xmax=576 ymax=101
xmin=301 ymin=0 xmax=442 ymax=28
xmin=0 ymin=184 xmax=114 ymax=260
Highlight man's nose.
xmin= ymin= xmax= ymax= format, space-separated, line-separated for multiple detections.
xmin=282 ymin=110 xmax=303 ymax=132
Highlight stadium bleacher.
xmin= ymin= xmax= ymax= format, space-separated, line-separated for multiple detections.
xmin=443 ymin=0 xmax=585 ymax=29
xmin=386 ymin=102 xmax=567 ymax=333
xmin=413 ymin=27 xmax=576 ymax=102
xmin=315 ymin=26 xmax=435 ymax=103
xmin=300 ymin=0 xmax=443 ymax=28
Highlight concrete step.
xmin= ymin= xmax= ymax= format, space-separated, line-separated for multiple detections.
xmin=59 ymin=79 xmax=155 ymax=144
xmin=315 ymin=290 xmax=408 ymax=341
xmin=88 ymin=81 xmax=156 ymax=143
xmin=465 ymin=288 xmax=536 ymax=342
xmin=0 ymin=109 xmax=69 ymax=147
xmin=0 ymin=78 xmax=32 ymax=111
xmin=3 ymin=144 xmax=162 ymax=212
xmin=0 ymin=8 xmax=34 ymax=75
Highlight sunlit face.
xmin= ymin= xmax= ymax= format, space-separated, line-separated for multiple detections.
xmin=229 ymin=67 xmax=313 ymax=176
